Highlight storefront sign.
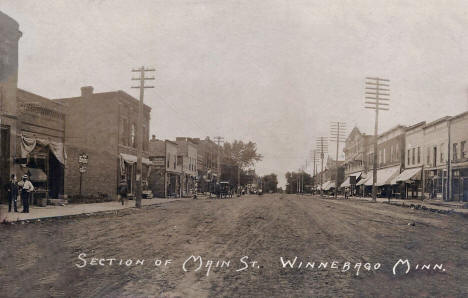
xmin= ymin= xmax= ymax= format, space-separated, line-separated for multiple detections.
xmin=79 ymin=153 xmax=88 ymax=164
xmin=150 ymin=156 xmax=165 ymax=167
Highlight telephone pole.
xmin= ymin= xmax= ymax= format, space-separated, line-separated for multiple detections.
xmin=365 ymin=77 xmax=390 ymax=202
xmin=131 ymin=66 xmax=155 ymax=208
xmin=330 ymin=121 xmax=346 ymax=199
xmin=302 ymin=160 xmax=308 ymax=194
xmin=311 ymin=149 xmax=320 ymax=193
xmin=213 ymin=136 xmax=224 ymax=180
xmin=316 ymin=137 xmax=328 ymax=197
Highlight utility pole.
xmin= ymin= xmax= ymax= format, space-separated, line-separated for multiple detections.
xmin=303 ymin=161 xmax=307 ymax=194
xmin=312 ymin=149 xmax=320 ymax=193
xmin=330 ymin=122 xmax=346 ymax=199
xmin=316 ymin=137 xmax=328 ymax=197
xmin=365 ymin=77 xmax=390 ymax=202
xmin=213 ymin=136 xmax=224 ymax=181
xmin=131 ymin=66 xmax=155 ymax=208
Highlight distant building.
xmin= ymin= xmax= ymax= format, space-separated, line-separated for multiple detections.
xmin=177 ymin=137 xmax=220 ymax=193
xmin=395 ymin=121 xmax=425 ymax=198
xmin=148 ymin=137 xmax=181 ymax=197
xmin=54 ymin=86 xmax=152 ymax=199
xmin=175 ymin=137 xmax=198 ymax=197
xmin=341 ymin=127 xmax=372 ymax=194
xmin=316 ymin=157 xmax=344 ymax=193
xmin=358 ymin=125 xmax=406 ymax=197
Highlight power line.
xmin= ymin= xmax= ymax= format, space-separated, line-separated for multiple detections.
xmin=316 ymin=136 xmax=328 ymax=197
xmin=131 ymin=66 xmax=155 ymax=208
xmin=364 ymin=77 xmax=390 ymax=202
xmin=330 ymin=121 xmax=346 ymax=199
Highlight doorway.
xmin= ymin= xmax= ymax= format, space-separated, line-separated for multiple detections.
xmin=0 ymin=125 xmax=10 ymax=203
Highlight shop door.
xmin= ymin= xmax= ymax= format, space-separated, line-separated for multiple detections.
xmin=463 ymin=178 xmax=468 ymax=202
xmin=0 ymin=126 xmax=10 ymax=203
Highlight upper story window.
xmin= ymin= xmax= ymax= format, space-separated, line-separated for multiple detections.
xmin=120 ymin=118 xmax=129 ymax=146
xmin=461 ymin=141 xmax=466 ymax=159
xmin=417 ymin=147 xmax=421 ymax=164
xmin=453 ymin=143 xmax=458 ymax=161
xmin=130 ymin=124 xmax=136 ymax=148
xmin=407 ymin=149 xmax=411 ymax=165
xmin=426 ymin=147 xmax=430 ymax=165
xmin=440 ymin=143 xmax=444 ymax=163
xmin=412 ymin=148 xmax=415 ymax=165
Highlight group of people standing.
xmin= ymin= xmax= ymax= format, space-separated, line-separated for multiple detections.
xmin=5 ymin=174 xmax=35 ymax=213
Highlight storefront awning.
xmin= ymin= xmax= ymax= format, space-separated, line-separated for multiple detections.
xmin=322 ymin=181 xmax=335 ymax=190
xmin=120 ymin=153 xmax=152 ymax=165
xmin=340 ymin=171 xmax=362 ymax=188
xmin=356 ymin=174 xmax=369 ymax=186
xmin=341 ymin=177 xmax=351 ymax=188
xmin=364 ymin=166 xmax=400 ymax=186
xmin=394 ymin=167 xmax=422 ymax=183
xmin=21 ymin=135 xmax=67 ymax=165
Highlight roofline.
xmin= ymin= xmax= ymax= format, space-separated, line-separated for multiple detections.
xmin=406 ymin=121 xmax=426 ymax=131
xmin=379 ymin=124 xmax=406 ymax=138
xmin=423 ymin=116 xmax=451 ymax=129
xmin=451 ymin=110 xmax=468 ymax=120
xmin=53 ymin=90 xmax=151 ymax=110
xmin=165 ymin=140 xmax=178 ymax=146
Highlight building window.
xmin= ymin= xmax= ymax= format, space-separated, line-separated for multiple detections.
xmin=130 ymin=123 xmax=136 ymax=148
xmin=120 ymin=118 xmax=129 ymax=146
xmin=412 ymin=148 xmax=415 ymax=165
xmin=417 ymin=147 xmax=421 ymax=164
xmin=383 ymin=148 xmax=386 ymax=164
xmin=440 ymin=143 xmax=444 ymax=163
xmin=453 ymin=143 xmax=458 ymax=161
xmin=462 ymin=141 xmax=466 ymax=159
xmin=408 ymin=149 xmax=411 ymax=165
xmin=167 ymin=154 xmax=170 ymax=168
xmin=427 ymin=147 xmax=430 ymax=165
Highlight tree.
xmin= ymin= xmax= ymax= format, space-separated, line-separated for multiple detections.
xmin=285 ymin=171 xmax=313 ymax=194
xmin=262 ymin=173 xmax=278 ymax=193
xmin=222 ymin=140 xmax=262 ymax=190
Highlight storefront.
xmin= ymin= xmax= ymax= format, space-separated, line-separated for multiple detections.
xmin=19 ymin=135 xmax=66 ymax=200
xmin=340 ymin=171 xmax=361 ymax=196
xmin=394 ymin=167 xmax=422 ymax=199
xmin=452 ymin=166 xmax=468 ymax=202
xmin=0 ymin=125 xmax=11 ymax=203
xmin=119 ymin=153 xmax=152 ymax=196
xmin=361 ymin=166 xmax=400 ymax=197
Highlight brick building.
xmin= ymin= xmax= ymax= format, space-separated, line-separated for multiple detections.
xmin=358 ymin=125 xmax=406 ymax=197
xmin=395 ymin=121 xmax=425 ymax=198
xmin=341 ymin=127 xmax=372 ymax=194
xmin=0 ymin=11 xmax=22 ymax=202
xmin=175 ymin=137 xmax=198 ymax=197
xmin=449 ymin=111 xmax=468 ymax=201
xmin=54 ymin=87 xmax=152 ymax=199
xmin=148 ymin=137 xmax=181 ymax=197
xmin=17 ymin=89 xmax=66 ymax=200
xmin=176 ymin=137 xmax=220 ymax=193
xmin=423 ymin=112 xmax=468 ymax=201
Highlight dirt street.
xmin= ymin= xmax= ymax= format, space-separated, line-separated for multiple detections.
xmin=1 ymin=194 xmax=467 ymax=297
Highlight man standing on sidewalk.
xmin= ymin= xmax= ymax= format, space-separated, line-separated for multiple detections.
xmin=5 ymin=174 xmax=19 ymax=212
xmin=18 ymin=175 xmax=34 ymax=213
xmin=118 ymin=178 xmax=128 ymax=206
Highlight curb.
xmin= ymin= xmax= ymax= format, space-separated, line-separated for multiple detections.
xmin=1 ymin=199 xmax=183 ymax=226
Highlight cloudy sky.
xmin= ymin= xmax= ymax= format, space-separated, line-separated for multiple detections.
xmin=2 ymin=0 xmax=468 ymax=187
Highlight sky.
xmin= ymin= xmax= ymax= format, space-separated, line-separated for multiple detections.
xmin=2 ymin=0 xmax=468 ymax=187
